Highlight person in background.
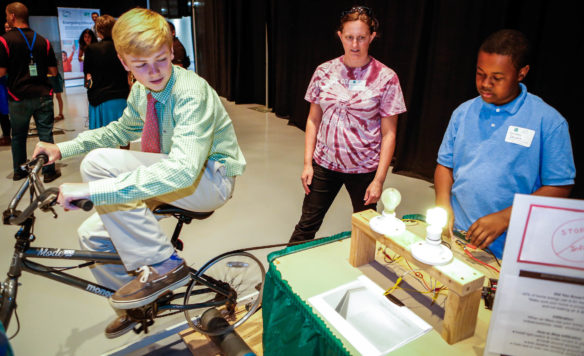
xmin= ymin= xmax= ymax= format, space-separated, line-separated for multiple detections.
xmin=0 ymin=75 xmax=9 ymax=146
xmin=84 ymin=15 xmax=129 ymax=131
xmin=48 ymin=70 xmax=64 ymax=121
xmin=289 ymin=6 xmax=406 ymax=243
xmin=167 ymin=21 xmax=189 ymax=69
xmin=1 ymin=22 xmax=11 ymax=146
xmin=33 ymin=8 xmax=245 ymax=338
xmin=0 ymin=2 xmax=60 ymax=182
xmin=91 ymin=11 xmax=99 ymax=39
xmin=77 ymin=28 xmax=97 ymax=71
xmin=435 ymin=29 xmax=575 ymax=259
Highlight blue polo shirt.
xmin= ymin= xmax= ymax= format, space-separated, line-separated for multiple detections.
xmin=437 ymin=83 xmax=575 ymax=258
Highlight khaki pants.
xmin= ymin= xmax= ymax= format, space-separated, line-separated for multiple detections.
xmin=77 ymin=148 xmax=234 ymax=290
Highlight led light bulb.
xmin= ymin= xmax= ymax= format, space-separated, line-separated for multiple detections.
xmin=369 ymin=188 xmax=406 ymax=237
xmin=381 ymin=188 xmax=401 ymax=216
xmin=426 ymin=207 xmax=447 ymax=243
xmin=426 ymin=207 xmax=447 ymax=229
xmin=410 ymin=206 xmax=453 ymax=265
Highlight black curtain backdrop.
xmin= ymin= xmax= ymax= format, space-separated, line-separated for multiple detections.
xmin=194 ymin=0 xmax=266 ymax=104
xmin=266 ymin=0 xmax=583 ymax=198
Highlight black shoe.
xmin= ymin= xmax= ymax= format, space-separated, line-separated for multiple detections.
xmin=13 ymin=170 xmax=27 ymax=181
xmin=43 ymin=170 xmax=62 ymax=183
xmin=0 ymin=136 xmax=10 ymax=146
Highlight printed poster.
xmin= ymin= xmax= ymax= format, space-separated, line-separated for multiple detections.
xmin=485 ymin=194 xmax=584 ymax=356
xmin=57 ymin=7 xmax=99 ymax=80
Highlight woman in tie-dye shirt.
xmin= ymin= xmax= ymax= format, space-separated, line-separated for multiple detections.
xmin=290 ymin=6 xmax=406 ymax=243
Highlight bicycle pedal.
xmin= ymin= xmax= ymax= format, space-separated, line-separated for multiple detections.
xmin=156 ymin=291 xmax=174 ymax=304
xmin=133 ymin=319 xmax=154 ymax=335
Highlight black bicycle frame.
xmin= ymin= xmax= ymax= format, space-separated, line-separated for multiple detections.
xmin=0 ymin=217 xmax=122 ymax=329
xmin=1 ymin=217 xmax=234 ymax=330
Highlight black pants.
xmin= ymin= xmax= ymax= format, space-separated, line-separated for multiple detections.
xmin=0 ymin=113 xmax=10 ymax=137
xmin=289 ymin=162 xmax=377 ymax=243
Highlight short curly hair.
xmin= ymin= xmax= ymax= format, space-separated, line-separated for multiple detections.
xmin=479 ymin=29 xmax=530 ymax=70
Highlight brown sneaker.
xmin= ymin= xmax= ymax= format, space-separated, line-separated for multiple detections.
xmin=105 ymin=314 xmax=137 ymax=339
xmin=110 ymin=262 xmax=191 ymax=309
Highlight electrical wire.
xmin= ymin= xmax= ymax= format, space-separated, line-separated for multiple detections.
xmin=404 ymin=258 xmax=432 ymax=291
xmin=455 ymin=240 xmax=500 ymax=273
xmin=484 ymin=247 xmax=501 ymax=267
xmin=23 ymin=259 xmax=95 ymax=273
xmin=8 ymin=307 xmax=21 ymax=340
xmin=463 ymin=248 xmax=500 ymax=273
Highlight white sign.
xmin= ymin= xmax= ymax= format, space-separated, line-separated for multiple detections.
xmin=486 ymin=194 xmax=584 ymax=356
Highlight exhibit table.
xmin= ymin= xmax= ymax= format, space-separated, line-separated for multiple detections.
xmin=262 ymin=221 xmax=500 ymax=355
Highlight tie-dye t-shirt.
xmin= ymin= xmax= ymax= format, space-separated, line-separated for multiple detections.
xmin=305 ymin=56 xmax=406 ymax=173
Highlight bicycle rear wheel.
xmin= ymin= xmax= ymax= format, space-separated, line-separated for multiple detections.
xmin=183 ymin=251 xmax=265 ymax=336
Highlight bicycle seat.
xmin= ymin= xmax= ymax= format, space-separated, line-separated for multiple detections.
xmin=153 ymin=204 xmax=214 ymax=220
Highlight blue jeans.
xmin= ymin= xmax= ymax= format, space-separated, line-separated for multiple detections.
xmin=9 ymin=96 xmax=56 ymax=174
xmin=289 ymin=162 xmax=377 ymax=243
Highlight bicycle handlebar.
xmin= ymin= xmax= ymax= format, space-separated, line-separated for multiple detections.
xmin=4 ymin=154 xmax=94 ymax=226
xmin=71 ymin=199 xmax=94 ymax=211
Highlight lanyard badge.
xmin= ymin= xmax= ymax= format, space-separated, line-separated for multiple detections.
xmin=17 ymin=28 xmax=38 ymax=77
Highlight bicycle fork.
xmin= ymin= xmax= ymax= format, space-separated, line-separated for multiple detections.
xmin=0 ymin=251 xmax=23 ymax=329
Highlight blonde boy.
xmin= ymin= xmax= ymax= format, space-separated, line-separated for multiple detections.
xmin=34 ymin=8 xmax=246 ymax=338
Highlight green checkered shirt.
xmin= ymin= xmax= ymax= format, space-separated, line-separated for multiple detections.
xmin=58 ymin=66 xmax=246 ymax=206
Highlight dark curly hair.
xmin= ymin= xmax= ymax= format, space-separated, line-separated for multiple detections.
xmin=479 ymin=29 xmax=530 ymax=70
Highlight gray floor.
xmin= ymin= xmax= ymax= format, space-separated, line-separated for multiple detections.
xmin=0 ymin=86 xmax=435 ymax=355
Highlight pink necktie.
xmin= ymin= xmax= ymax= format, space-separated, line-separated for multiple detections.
xmin=142 ymin=93 xmax=161 ymax=153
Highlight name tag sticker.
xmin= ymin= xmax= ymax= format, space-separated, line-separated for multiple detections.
xmin=505 ymin=126 xmax=535 ymax=147
xmin=348 ymin=80 xmax=366 ymax=91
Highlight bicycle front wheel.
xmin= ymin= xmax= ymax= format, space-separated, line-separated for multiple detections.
xmin=183 ymin=251 xmax=265 ymax=336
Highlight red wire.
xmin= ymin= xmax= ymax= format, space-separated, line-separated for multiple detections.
xmin=405 ymin=258 xmax=432 ymax=291
xmin=464 ymin=248 xmax=500 ymax=273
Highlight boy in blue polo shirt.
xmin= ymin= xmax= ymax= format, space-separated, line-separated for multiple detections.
xmin=435 ymin=29 xmax=575 ymax=258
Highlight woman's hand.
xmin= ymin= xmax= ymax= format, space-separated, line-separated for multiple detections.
xmin=364 ymin=180 xmax=383 ymax=206
xmin=301 ymin=164 xmax=314 ymax=195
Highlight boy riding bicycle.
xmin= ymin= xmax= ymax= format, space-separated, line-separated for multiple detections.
xmin=33 ymin=8 xmax=246 ymax=338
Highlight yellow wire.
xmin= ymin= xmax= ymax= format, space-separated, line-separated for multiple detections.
xmin=384 ymin=277 xmax=403 ymax=295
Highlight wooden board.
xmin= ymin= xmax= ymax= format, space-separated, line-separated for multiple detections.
xmin=179 ymin=310 xmax=263 ymax=355
xmin=351 ymin=210 xmax=485 ymax=296
xmin=350 ymin=209 xmax=486 ymax=344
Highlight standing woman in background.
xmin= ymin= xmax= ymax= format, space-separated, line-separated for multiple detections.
xmin=0 ymin=22 xmax=11 ymax=145
xmin=77 ymin=28 xmax=97 ymax=72
xmin=289 ymin=6 xmax=406 ymax=243
xmin=83 ymin=15 xmax=129 ymax=132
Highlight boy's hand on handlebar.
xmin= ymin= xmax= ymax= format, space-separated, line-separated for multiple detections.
xmin=58 ymin=183 xmax=90 ymax=211
xmin=33 ymin=142 xmax=62 ymax=164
